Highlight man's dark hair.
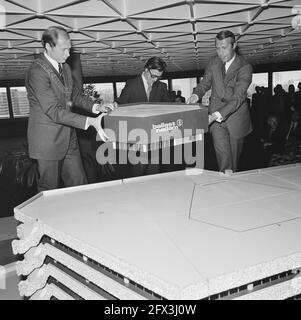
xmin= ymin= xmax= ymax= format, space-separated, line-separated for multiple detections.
xmin=42 ymin=26 xmax=69 ymax=49
xmin=216 ymin=30 xmax=236 ymax=45
xmin=144 ymin=57 xmax=167 ymax=72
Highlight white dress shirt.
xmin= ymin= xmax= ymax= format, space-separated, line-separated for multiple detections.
xmin=213 ymin=53 xmax=237 ymax=122
xmin=191 ymin=54 xmax=237 ymax=123
xmin=142 ymin=72 xmax=152 ymax=99
xmin=44 ymin=52 xmax=60 ymax=73
xmin=225 ymin=53 xmax=236 ymax=73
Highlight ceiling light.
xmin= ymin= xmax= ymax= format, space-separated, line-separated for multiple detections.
xmin=292 ymin=5 xmax=301 ymax=30
xmin=261 ymin=1 xmax=269 ymax=8
xmin=292 ymin=14 xmax=301 ymax=30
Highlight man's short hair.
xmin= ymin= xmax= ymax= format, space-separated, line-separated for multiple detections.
xmin=216 ymin=30 xmax=236 ymax=45
xmin=144 ymin=57 xmax=167 ymax=72
xmin=42 ymin=26 xmax=69 ymax=49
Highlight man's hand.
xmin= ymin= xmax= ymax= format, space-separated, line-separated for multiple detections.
xmin=93 ymin=101 xmax=118 ymax=114
xmin=186 ymin=94 xmax=199 ymax=104
xmin=87 ymin=113 xmax=108 ymax=142
xmin=208 ymin=113 xmax=218 ymax=125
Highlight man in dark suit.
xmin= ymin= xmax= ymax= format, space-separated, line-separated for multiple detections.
xmin=26 ymin=26 xmax=114 ymax=191
xmin=117 ymin=57 xmax=170 ymax=177
xmin=117 ymin=57 xmax=170 ymax=104
xmin=188 ymin=30 xmax=253 ymax=172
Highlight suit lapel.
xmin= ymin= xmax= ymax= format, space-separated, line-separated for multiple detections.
xmin=40 ymin=54 xmax=65 ymax=87
xmin=36 ymin=54 xmax=68 ymax=97
xmin=150 ymin=81 xmax=158 ymax=101
xmin=224 ymin=55 xmax=241 ymax=83
xmin=138 ymin=75 xmax=148 ymax=101
xmin=213 ymin=62 xmax=225 ymax=98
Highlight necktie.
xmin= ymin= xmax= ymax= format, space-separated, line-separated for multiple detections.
xmin=146 ymin=83 xmax=152 ymax=101
xmin=221 ymin=63 xmax=226 ymax=79
xmin=58 ymin=63 xmax=65 ymax=85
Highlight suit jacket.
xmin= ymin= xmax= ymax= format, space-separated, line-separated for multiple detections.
xmin=117 ymin=75 xmax=170 ymax=104
xmin=26 ymin=53 xmax=94 ymax=160
xmin=193 ymin=55 xmax=253 ymax=138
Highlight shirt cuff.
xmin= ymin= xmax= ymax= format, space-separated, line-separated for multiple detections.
xmin=92 ymin=103 xmax=99 ymax=114
xmin=192 ymin=93 xmax=199 ymax=102
xmin=85 ymin=117 xmax=90 ymax=130
xmin=213 ymin=111 xmax=223 ymax=123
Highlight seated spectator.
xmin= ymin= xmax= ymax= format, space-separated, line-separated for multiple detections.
xmin=261 ymin=111 xmax=301 ymax=168
xmin=174 ymin=96 xmax=183 ymax=103
xmin=261 ymin=115 xmax=285 ymax=166
xmin=269 ymin=111 xmax=301 ymax=166
xmin=176 ymin=90 xmax=185 ymax=103
xmin=170 ymin=90 xmax=176 ymax=102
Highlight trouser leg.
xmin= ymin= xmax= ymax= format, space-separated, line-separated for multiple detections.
xmin=210 ymin=123 xmax=232 ymax=172
xmin=61 ymin=131 xmax=87 ymax=187
xmin=36 ymin=159 xmax=60 ymax=192
xmin=230 ymin=135 xmax=244 ymax=172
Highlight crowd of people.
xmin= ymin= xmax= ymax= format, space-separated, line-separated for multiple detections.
xmin=250 ymin=83 xmax=301 ymax=166
xmin=170 ymin=90 xmax=186 ymax=103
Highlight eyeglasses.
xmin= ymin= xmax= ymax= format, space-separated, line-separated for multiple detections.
xmin=148 ymin=69 xmax=162 ymax=80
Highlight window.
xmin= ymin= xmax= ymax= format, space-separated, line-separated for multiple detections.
xmin=93 ymin=83 xmax=114 ymax=103
xmin=116 ymin=80 xmax=169 ymax=99
xmin=85 ymin=83 xmax=114 ymax=103
xmin=10 ymin=87 xmax=29 ymax=117
xmin=248 ymin=73 xmax=268 ymax=99
xmin=172 ymin=78 xmax=197 ymax=103
xmin=116 ymin=82 xmax=126 ymax=98
xmin=272 ymin=70 xmax=301 ymax=92
xmin=0 ymin=87 xmax=9 ymax=119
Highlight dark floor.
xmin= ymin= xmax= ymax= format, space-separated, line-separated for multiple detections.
xmin=0 ymin=137 xmax=27 ymax=159
xmin=0 ymin=239 xmax=19 ymax=265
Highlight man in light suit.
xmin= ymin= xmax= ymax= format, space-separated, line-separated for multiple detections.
xmin=26 ymin=26 xmax=114 ymax=191
xmin=117 ymin=57 xmax=171 ymax=177
xmin=188 ymin=30 xmax=253 ymax=172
